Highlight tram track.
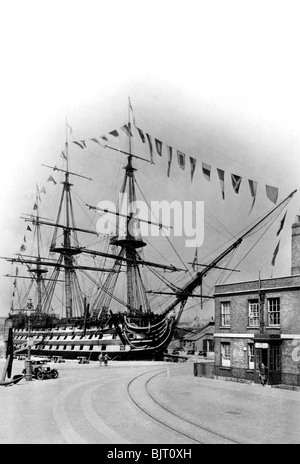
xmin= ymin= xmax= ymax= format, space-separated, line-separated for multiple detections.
xmin=127 ymin=367 xmax=243 ymax=445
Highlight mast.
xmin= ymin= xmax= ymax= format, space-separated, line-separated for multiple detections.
xmin=63 ymin=133 xmax=72 ymax=319
xmin=90 ymin=98 xmax=155 ymax=317
xmin=48 ymin=121 xmax=86 ymax=319
xmin=26 ymin=186 xmax=47 ymax=313
xmin=109 ymin=99 xmax=148 ymax=314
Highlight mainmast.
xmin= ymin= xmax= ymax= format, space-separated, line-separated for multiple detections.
xmin=110 ymin=98 xmax=148 ymax=313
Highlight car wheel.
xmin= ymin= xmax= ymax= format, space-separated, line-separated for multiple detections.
xmin=37 ymin=371 xmax=44 ymax=380
xmin=52 ymin=370 xmax=59 ymax=379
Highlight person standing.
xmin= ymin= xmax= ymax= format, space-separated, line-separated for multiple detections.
xmin=259 ymin=363 xmax=267 ymax=386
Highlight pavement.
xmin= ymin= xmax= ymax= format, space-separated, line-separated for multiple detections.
xmin=0 ymin=358 xmax=299 ymax=444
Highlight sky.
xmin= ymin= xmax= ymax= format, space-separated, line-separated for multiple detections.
xmin=1 ymin=0 xmax=300 ymax=321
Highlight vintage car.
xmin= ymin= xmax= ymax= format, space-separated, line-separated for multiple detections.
xmin=22 ymin=361 xmax=59 ymax=380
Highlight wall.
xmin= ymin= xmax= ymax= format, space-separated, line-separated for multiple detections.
xmin=0 ymin=317 xmax=12 ymax=358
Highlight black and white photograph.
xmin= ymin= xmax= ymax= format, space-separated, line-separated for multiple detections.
xmin=0 ymin=0 xmax=300 ymax=448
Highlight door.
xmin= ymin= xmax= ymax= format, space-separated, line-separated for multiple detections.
xmin=254 ymin=343 xmax=282 ymax=385
xmin=268 ymin=342 xmax=282 ymax=385
xmin=254 ymin=347 xmax=268 ymax=384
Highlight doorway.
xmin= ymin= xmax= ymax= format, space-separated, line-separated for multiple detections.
xmin=254 ymin=342 xmax=282 ymax=385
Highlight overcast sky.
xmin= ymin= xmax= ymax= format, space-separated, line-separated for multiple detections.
xmin=0 ymin=0 xmax=300 ymax=319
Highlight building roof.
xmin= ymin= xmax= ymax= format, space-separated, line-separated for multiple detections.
xmin=215 ymin=274 xmax=300 ymax=297
xmin=182 ymin=322 xmax=215 ymax=341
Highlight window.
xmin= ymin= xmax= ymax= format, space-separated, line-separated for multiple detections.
xmin=268 ymin=298 xmax=280 ymax=326
xmin=248 ymin=300 xmax=260 ymax=327
xmin=221 ymin=302 xmax=231 ymax=327
xmin=203 ymin=339 xmax=214 ymax=352
xmin=221 ymin=342 xmax=231 ymax=367
xmin=248 ymin=344 xmax=255 ymax=370
xmin=269 ymin=344 xmax=281 ymax=371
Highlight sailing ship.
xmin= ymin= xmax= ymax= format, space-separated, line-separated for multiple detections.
xmin=2 ymin=100 xmax=297 ymax=361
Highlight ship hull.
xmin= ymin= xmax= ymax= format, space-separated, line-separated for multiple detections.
xmin=12 ymin=314 xmax=176 ymax=362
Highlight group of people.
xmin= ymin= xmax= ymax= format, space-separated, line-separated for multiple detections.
xmin=98 ymin=353 xmax=109 ymax=366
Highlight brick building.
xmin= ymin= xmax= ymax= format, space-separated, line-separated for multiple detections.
xmin=213 ymin=216 xmax=300 ymax=387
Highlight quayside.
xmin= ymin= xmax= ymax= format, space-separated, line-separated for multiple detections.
xmin=2 ymin=100 xmax=297 ymax=361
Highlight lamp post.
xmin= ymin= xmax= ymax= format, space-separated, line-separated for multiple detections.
xmin=24 ymin=301 xmax=34 ymax=381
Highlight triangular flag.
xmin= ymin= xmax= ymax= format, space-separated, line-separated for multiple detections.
xmin=192 ymin=248 xmax=198 ymax=271
xmin=277 ymin=212 xmax=287 ymax=236
xmin=23 ymin=235 xmax=26 ymax=242
xmin=33 ymin=203 xmax=38 ymax=210
xmin=67 ymin=123 xmax=73 ymax=134
xmin=47 ymin=175 xmax=57 ymax=185
xmin=137 ymin=127 xmax=146 ymax=143
xmin=90 ymin=138 xmax=102 ymax=145
xmin=100 ymin=136 xmax=108 ymax=142
xmin=109 ymin=130 xmax=119 ymax=138
xmin=146 ymin=133 xmax=153 ymax=163
xmin=272 ymin=241 xmax=280 ymax=266
xmin=266 ymin=185 xmax=279 ymax=204
xmin=40 ymin=186 xmax=46 ymax=194
xmin=190 ymin=157 xmax=197 ymax=182
xmin=20 ymin=244 xmax=26 ymax=252
xmin=231 ymin=174 xmax=242 ymax=194
xmin=121 ymin=124 xmax=133 ymax=137
xmin=248 ymin=179 xmax=258 ymax=212
xmin=202 ymin=163 xmax=211 ymax=181
xmin=177 ymin=151 xmax=185 ymax=170
xmin=167 ymin=146 xmax=173 ymax=177
xmin=72 ymin=141 xmax=86 ymax=149
xmin=155 ymin=139 xmax=163 ymax=157
xmin=61 ymin=151 xmax=67 ymax=160
xmin=217 ymin=169 xmax=225 ymax=200
xmin=27 ymin=225 xmax=32 ymax=232
xmin=129 ymin=98 xmax=136 ymax=125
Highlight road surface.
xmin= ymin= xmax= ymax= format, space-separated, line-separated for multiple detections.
xmin=0 ymin=359 xmax=299 ymax=444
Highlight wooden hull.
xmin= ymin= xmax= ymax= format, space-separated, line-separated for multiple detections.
xmin=12 ymin=314 xmax=176 ymax=362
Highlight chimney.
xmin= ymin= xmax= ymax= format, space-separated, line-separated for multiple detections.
xmin=291 ymin=215 xmax=300 ymax=275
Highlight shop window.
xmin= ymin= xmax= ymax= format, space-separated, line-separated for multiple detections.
xmin=221 ymin=342 xmax=231 ymax=367
xmin=248 ymin=300 xmax=260 ymax=327
xmin=221 ymin=302 xmax=231 ymax=327
xmin=268 ymin=298 xmax=280 ymax=326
